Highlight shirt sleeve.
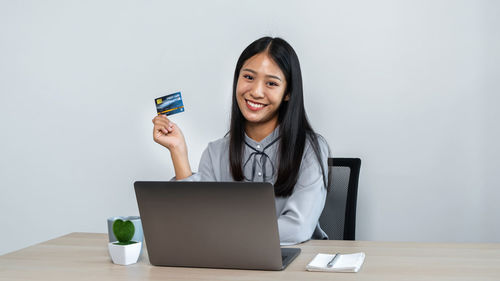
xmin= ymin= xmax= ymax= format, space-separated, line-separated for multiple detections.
xmin=277 ymin=136 xmax=329 ymax=245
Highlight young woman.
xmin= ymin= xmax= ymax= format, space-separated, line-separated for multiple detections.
xmin=152 ymin=37 xmax=331 ymax=245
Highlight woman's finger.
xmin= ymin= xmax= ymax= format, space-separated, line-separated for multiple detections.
xmin=161 ymin=127 xmax=169 ymax=134
xmin=152 ymin=115 xmax=177 ymax=136
xmin=153 ymin=114 xmax=171 ymax=122
xmin=153 ymin=118 xmax=170 ymax=128
xmin=160 ymin=115 xmax=171 ymax=122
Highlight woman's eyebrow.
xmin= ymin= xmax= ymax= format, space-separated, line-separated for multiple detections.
xmin=242 ymin=68 xmax=282 ymax=81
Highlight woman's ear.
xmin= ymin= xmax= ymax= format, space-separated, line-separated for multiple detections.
xmin=283 ymin=93 xmax=290 ymax=101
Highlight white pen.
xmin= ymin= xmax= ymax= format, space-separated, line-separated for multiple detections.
xmin=327 ymin=253 xmax=340 ymax=268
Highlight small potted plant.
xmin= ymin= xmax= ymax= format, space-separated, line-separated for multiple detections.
xmin=108 ymin=219 xmax=142 ymax=265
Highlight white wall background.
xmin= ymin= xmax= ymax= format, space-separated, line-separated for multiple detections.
xmin=1 ymin=0 xmax=499 ymax=254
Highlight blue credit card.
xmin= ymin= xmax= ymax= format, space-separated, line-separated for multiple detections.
xmin=155 ymin=92 xmax=185 ymax=116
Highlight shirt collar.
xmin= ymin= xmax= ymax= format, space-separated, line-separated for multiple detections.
xmin=244 ymin=125 xmax=281 ymax=151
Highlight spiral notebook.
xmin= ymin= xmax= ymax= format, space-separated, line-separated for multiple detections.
xmin=306 ymin=252 xmax=365 ymax=273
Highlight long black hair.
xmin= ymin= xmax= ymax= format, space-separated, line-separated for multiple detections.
xmin=229 ymin=37 xmax=327 ymax=197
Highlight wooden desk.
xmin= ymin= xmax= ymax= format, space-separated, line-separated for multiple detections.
xmin=1 ymin=232 xmax=499 ymax=280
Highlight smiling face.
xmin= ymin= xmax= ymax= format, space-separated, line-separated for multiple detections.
xmin=236 ymin=52 xmax=289 ymax=135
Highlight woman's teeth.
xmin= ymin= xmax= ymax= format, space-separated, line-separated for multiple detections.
xmin=247 ymin=100 xmax=264 ymax=108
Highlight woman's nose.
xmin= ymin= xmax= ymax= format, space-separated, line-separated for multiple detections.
xmin=250 ymin=81 xmax=265 ymax=98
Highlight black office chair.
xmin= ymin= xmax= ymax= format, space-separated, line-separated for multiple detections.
xmin=319 ymin=158 xmax=361 ymax=240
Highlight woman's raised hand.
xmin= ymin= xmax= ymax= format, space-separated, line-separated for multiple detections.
xmin=152 ymin=115 xmax=192 ymax=179
xmin=152 ymin=115 xmax=187 ymax=153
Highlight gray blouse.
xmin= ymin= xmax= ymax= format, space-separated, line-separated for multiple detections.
xmin=177 ymin=126 xmax=330 ymax=245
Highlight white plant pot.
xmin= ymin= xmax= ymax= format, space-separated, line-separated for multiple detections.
xmin=108 ymin=242 xmax=142 ymax=265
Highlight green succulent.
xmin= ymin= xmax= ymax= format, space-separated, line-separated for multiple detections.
xmin=112 ymin=219 xmax=138 ymax=245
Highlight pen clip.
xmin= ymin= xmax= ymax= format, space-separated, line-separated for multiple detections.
xmin=327 ymin=253 xmax=340 ymax=268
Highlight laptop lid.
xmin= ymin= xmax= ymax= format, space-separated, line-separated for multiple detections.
xmin=134 ymin=181 xmax=299 ymax=270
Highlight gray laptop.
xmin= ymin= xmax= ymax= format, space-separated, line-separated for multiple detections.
xmin=134 ymin=181 xmax=301 ymax=270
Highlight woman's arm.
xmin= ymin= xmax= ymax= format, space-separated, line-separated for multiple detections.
xmin=169 ymin=147 xmax=192 ymax=180
xmin=173 ymin=145 xmax=218 ymax=182
xmin=277 ymin=137 xmax=329 ymax=244
xmin=152 ymin=115 xmax=192 ymax=180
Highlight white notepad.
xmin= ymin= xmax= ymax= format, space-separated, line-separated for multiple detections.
xmin=306 ymin=252 xmax=365 ymax=272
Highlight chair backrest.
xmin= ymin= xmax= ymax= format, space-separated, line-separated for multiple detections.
xmin=319 ymin=158 xmax=361 ymax=240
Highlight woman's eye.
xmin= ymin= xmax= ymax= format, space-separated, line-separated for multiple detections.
xmin=243 ymin=74 xmax=253 ymax=80
xmin=267 ymin=81 xmax=278 ymax=87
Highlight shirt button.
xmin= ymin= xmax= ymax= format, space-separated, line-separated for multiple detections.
xmin=258 ymin=172 xmax=262 ymax=176
xmin=256 ymin=145 xmax=261 ymax=149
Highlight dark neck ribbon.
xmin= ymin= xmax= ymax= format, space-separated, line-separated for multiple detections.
xmin=243 ymin=136 xmax=280 ymax=182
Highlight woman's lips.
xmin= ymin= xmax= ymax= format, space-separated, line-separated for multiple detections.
xmin=246 ymin=100 xmax=266 ymax=111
